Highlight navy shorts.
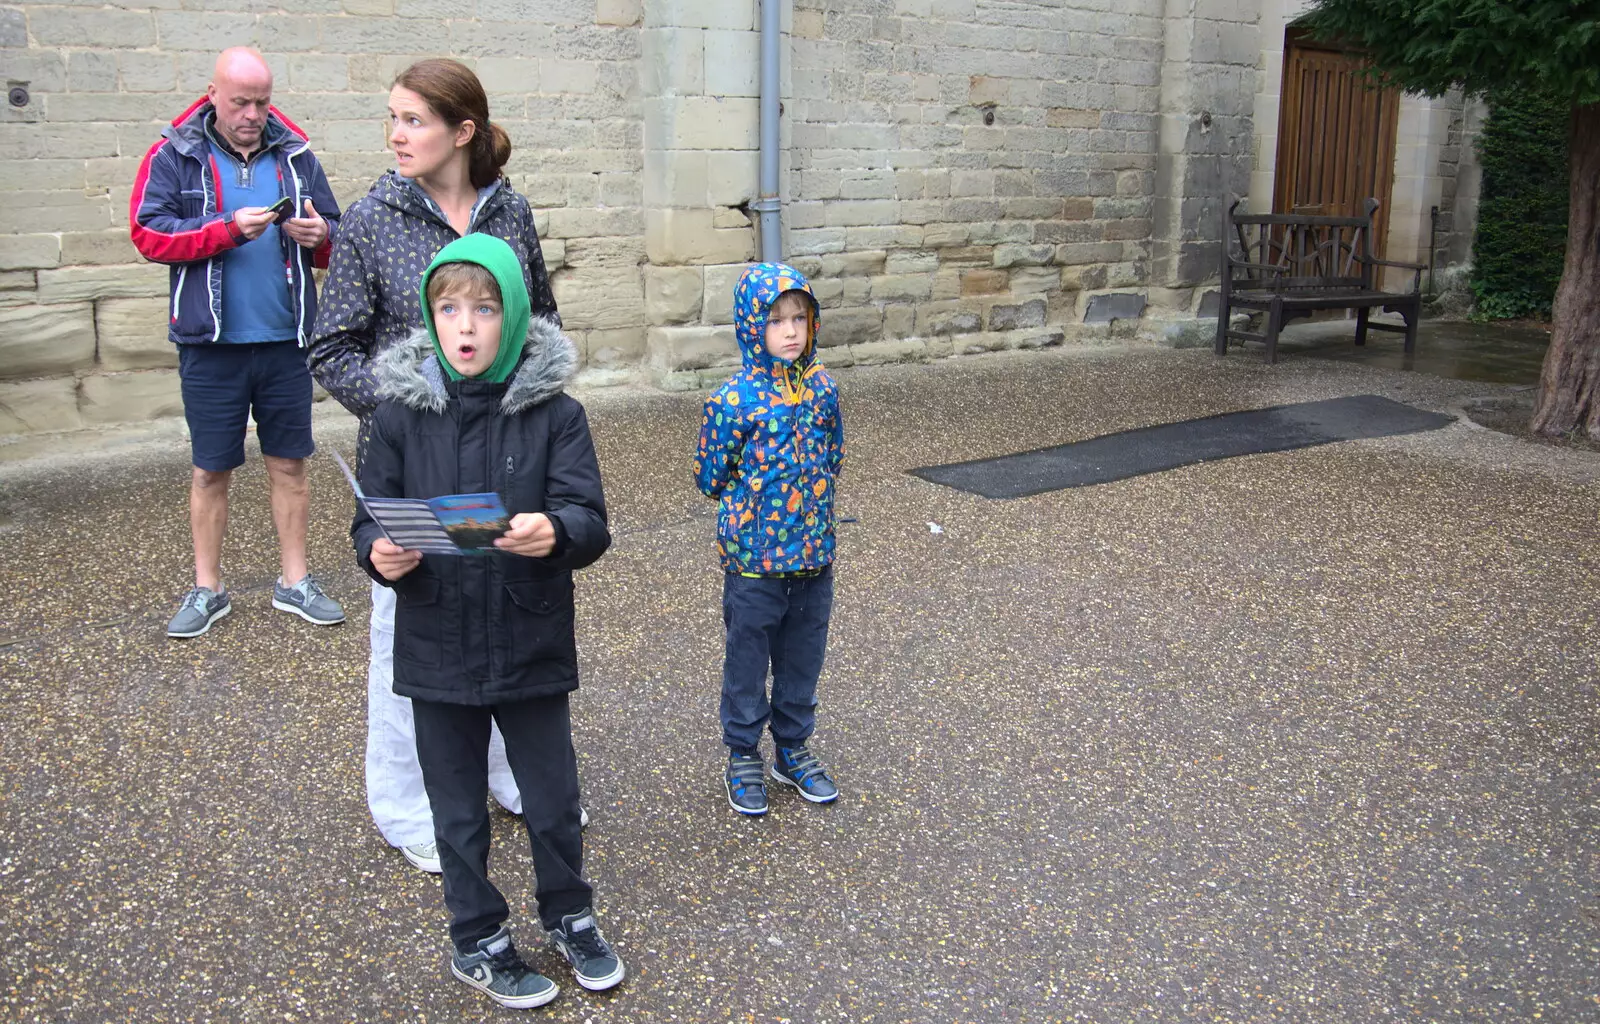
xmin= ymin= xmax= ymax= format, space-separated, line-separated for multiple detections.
xmin=178 ymin=340 xmax=314 ymax=472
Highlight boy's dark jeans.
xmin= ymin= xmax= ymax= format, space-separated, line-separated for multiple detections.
xmin=412 ymin=693 xmax=591 ymax=951
xmin=720 ymin=566 xmax=834 ymax=756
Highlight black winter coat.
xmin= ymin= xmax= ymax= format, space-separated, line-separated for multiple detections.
xmin=354 ymin=324 xmax=609 ymax=705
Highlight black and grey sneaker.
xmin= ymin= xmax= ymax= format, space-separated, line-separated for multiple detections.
xmin=770 ymin=744 xmax=839 ymax=804
xmin=725 ymin=752 xmax=768 ymax=816
xmin=548 ymin=908 xmax=625 ymax=991
xmin=167 ymin=586 xmax=231 ymax=638
xmin=272 ymin=574 xmax=345 ymax=625
xmin=451 ymin=927 xmax=559 ymax=1009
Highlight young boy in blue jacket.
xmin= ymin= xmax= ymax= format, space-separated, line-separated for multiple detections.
xmin=354 ymin=234 xmax=622 ymax=1008
xmin=694 ymin=263 xmax=845 ymax=816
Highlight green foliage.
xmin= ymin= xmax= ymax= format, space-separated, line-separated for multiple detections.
xmin=1470 ymin=87 xmax=1570 ymax=320
xmin=1299 ymin=1 xmax=1600 ymax=104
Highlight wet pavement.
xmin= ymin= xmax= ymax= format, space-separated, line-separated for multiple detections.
xmin=1276 ymin=315 xmax=1552 ymax=385
xmin=2 ymin=340 xmax=1597 ymax=1023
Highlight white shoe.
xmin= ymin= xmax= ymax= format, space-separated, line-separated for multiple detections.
xmin=581 ymin=805 xmax=589 ymax=829
xmin=402 ymin=840 xmax=442 ymax=873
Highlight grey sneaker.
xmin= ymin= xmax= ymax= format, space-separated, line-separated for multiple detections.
xmin=402 ymin=840 xmax=442 ymax=874
xmin=167 ymin=586 xmax=231 ymax=638
xmin=451 ymin=927 xmax=559 ymax=1009
xmin=272 ymin=574 xmax=345 ymax=625
xmin=548 ymin=908 xmax=625 ymax=991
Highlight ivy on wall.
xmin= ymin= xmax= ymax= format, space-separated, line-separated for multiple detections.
xmin=1469 ymin=88 xmax=1570 ymax=321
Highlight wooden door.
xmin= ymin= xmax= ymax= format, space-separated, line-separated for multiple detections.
xmin=1273 ymin=29 xmax=1400 ymax=257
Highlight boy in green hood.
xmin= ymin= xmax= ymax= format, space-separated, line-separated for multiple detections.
xmin=353 ymin=234 xmax=622 ymax=1008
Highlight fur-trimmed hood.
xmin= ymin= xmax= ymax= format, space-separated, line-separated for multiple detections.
xmin=373 ymin=318 xmax=577 ymax=415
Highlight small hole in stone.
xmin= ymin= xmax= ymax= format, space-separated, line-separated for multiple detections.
xmin=8 ymin=86 xmax=29 ymax=108
xmin=982 ymin=109 xmax=995 ymax=126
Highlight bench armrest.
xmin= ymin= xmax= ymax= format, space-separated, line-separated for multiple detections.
xmin=1356 ymin=255 xmax=1426 ymax=271
xmin=1226 ymin=260 xmax=1288 ymax=274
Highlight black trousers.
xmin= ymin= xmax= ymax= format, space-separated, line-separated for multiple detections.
xmin=412 ymin=693 xmax=591 ymax=951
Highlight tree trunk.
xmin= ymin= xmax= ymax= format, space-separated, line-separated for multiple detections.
xmin=1530 ymin=102 xmax=1600 ymax=438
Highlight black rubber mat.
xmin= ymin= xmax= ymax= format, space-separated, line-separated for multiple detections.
xmin=910 ymin=394 xmax=1455 ymax=498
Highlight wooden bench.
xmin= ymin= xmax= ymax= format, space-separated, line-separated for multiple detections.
xmin=1215 ymin=198 xmax=1425 ymax=363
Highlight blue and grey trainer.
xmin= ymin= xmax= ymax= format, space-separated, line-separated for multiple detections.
xmin=451 ymin=927 xmax=559 ymax=1009
xmin=167 ymin=586 xmax=231 ymax=638
xmin=271 ymin=574 xmax=345 ymax=626
xmin=548 ymin=908 xmax=625 ymax=991
xmin=725 ymin=752 xmax=768 ymax=816
xmin=770 ymin=744 xmax=839 ymax=804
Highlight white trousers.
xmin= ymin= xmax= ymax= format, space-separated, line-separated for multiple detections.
xmin=366 ymin=581 xmax=522 ymax=847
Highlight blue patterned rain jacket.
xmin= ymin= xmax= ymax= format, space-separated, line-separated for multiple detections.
xmin=694 ymin=263 xmax=844 ymax=575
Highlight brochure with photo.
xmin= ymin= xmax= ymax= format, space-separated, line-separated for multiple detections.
xmin=331 ymin=450 xmax=510 ymax=555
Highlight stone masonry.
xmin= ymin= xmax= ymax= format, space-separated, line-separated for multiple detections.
xmin=0 ymin=0 xmax=1477 ymax=442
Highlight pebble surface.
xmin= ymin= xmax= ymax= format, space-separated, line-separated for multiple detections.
xmin=1 ymin=345 xmax=1596 ymax=1023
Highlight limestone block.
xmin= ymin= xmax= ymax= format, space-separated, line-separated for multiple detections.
xmin=819 ymin=251 xmax=886 ymax=277
xmin=641 ymin=27 xmax=705 ymax=97
xmin=551 ymin=267 xmax=645 ymax=331
xmin=0 ymin=377 xmax=83 ymax=435
xmin=706 ymin=150 xmax=758 ymax=207
xmin=646 ymin=208 xmax=754 ymax=266
xmin=809 ymin=277 xmax=844 ymax=308
xmin=643 ymin=96 xmax=758 ymax=151
xmin=564 ymin=237 xmax=648 ymax=268
xmin=961 ymin=269 xmax=1008 ymax=295
xmin=0 ymin=304 xmax=96 ymax=379
xmin=67 ymin=52 xmax=119 ymax=92
xmin=97 ymin=297 xmax=176 ymax=371
xmin=987 ymin=299 xmax=1047 ymax=331
xmin=646 ymin=325 xmax=738 ymax=372
xmin=30 ymin=8 xmax=157 ymax=48
xmin=543 ymin=59 xmax=598 ymax=95
xmin=1061 ymin=265 xmax=1107 ymax=292
xmin=842 ymin=279 xmax=869 ymax=305
xmin=644 ymin=150 xmax=710 ymax=208
xmin=585 ymin=328 xmax=648 ymax=369
xmin=850 ymin=339 xmax=926 ymax=366
xmin=0 ymin=123 xmax=119 ymax=161
xmin=0 ymin=47 xmax=65 ymax=91
xmin=0 ymin=271 xmax=33 ymax=292
xmin=597 ymin=0 xmax=643 ymax=26
xmin=958 ymin=331 xmax=1009 ymax=356
xmin=787 ymin=228 xmax=847 ymax=256
xmin=0 ymin=191 xmax=112 ymax=234
xmin=918 ymin=304 xmax=982 ymax=336
xmin=78 ymin=369 xmax=183 ymax=426
xmin=882 ymin=304 xmax=916 ymax=340
xmin=0 ymin=159 xmax=85 ymax=191
xmin=870 ymin=274 xmax=932 ymax=303
xmin=701 ymin=263 xmax=746 ymax=325
xmin=931 ymin=269 xmax=962 ymax=301
xmin=703 ymin=30 xmax=760 ymax=97
xmin=645 ymin=265 xmax=704 ymax=325
xmin=817 ymin=307 xmax=881 ymax=348
xmin=885 ymin=251 xmax=939 ymax=274
xmin=36 ymin=264 xmax=167 ymax=304
xmin=60 ymin=231 xmax=141 ymax=267
xmin=993 ymin=243 xmax=1056 ymax=269
xmin=542 ymin=239 xmax=566 ymax=272
xmin=288 ymin=55 xmax=350 ymax=92
xmin=1014 ymin=330 xmax=1066 ymax=350
xmin=646 ymin=0 xmax=754 ymax=30
xmin=1008 ymin=267 xmax=1063 ymax=295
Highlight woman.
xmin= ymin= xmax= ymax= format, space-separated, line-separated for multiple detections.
xmin=309 ymin=57 xmax=572 ymax=874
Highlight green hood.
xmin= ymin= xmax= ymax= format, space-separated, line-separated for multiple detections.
xmin=418 ymin=233 xmax=530 ymax=384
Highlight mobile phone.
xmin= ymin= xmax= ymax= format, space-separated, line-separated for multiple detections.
xmin=266 ymin=196 xmax=296 ymax=223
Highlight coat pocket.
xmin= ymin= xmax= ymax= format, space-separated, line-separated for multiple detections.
xmin=502 ymin=578 xmax=576 ymax=669
xmin=393 ymin=575 xmax=445 ymax=669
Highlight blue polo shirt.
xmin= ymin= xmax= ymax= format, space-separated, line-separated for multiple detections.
xmin=208 ymin=136 xmax=296 ymax=344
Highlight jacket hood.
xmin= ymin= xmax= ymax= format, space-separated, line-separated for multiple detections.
xmin=365 ymin=170 xmax=508 ymax=229
xmin=419 ymin=234 xmax=530 ymax=384
xmin=163 ymin=96 xmax=307 ymax=158
xmin=733 ymin=263 xmax=821 ymax=377
xmin=374 ymin=320 xmax=577 ymax=415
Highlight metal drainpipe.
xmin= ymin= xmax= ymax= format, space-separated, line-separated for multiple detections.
xmin=754 ymin=0 xmax=783 ymax=262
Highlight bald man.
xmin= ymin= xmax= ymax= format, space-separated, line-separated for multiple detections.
xmin=132 ymin=47 xmax=346 ymax=638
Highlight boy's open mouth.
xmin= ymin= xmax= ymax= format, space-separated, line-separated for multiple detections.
xmin=457 ymin=344 xmax=476 ymax=359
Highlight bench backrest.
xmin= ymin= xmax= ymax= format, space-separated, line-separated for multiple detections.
xmin=1221 ymin=198 xmax=1379 ymax=291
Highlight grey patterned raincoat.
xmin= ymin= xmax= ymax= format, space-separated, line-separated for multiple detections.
xmin=307 ymin=170 xmax=559 ymax=463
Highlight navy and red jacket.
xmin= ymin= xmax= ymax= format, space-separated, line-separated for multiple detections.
xmin=129 ymin=97 xmax=340 ymax=346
